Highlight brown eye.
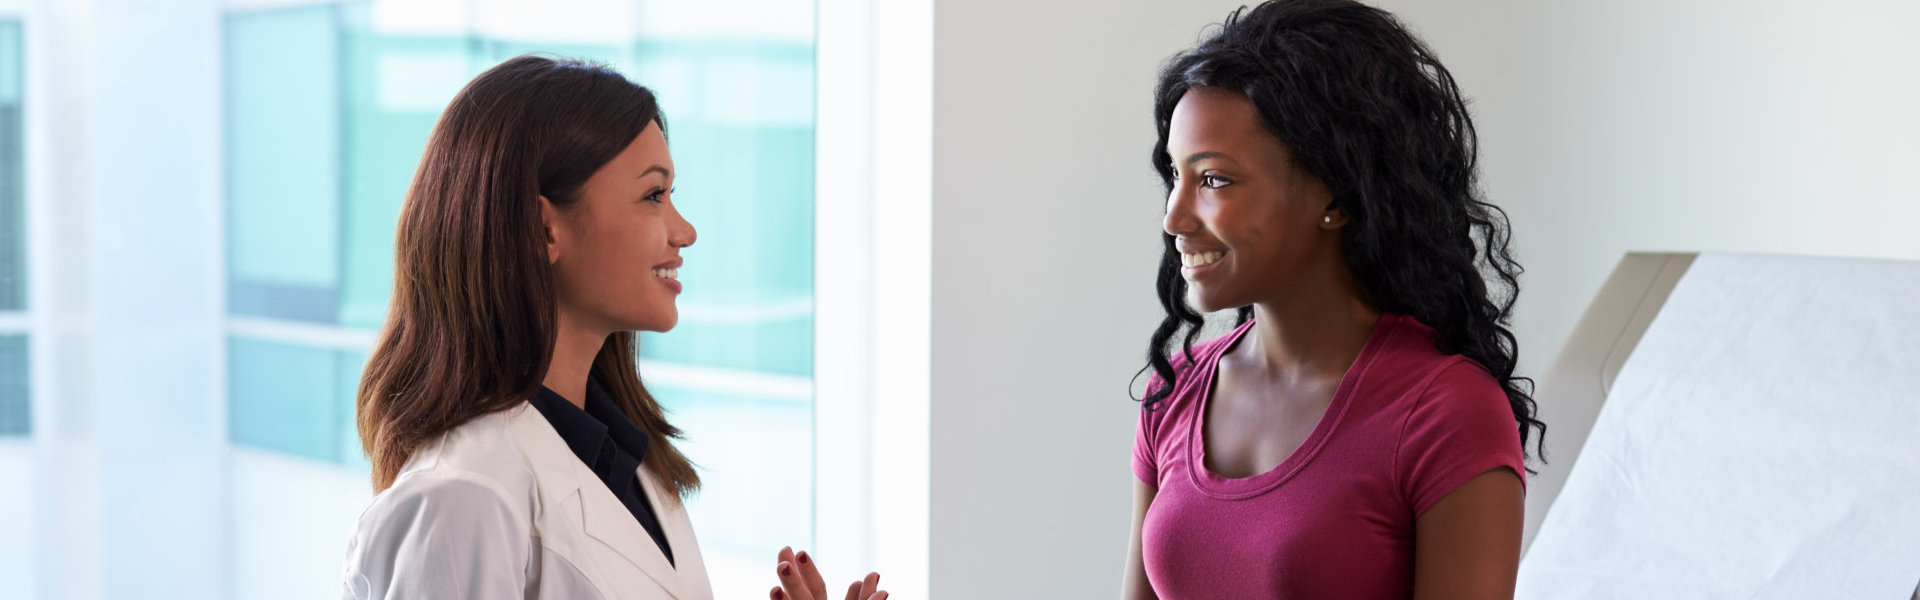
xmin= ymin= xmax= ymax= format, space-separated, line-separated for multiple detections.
xmin=1201 ymin=174 xmax=1231 ymax=189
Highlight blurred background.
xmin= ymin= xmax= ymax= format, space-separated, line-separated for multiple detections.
xmin=4 ymin=0 xmax=1919 ymax=598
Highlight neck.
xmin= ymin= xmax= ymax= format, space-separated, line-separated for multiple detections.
xmin=1244 ymin=261 xmax=1380 ymax=380
xmin=544 ymin=310 xmax=607 ymax=410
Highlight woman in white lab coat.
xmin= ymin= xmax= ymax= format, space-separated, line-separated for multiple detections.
xmin=340 ymin=55 xmax=887 ymax=600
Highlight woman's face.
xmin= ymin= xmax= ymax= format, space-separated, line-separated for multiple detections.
xmin=1163 ymin=86 xmax=1342 ymax=314
xmin=544 ymin=120 xmax=694 ymax=334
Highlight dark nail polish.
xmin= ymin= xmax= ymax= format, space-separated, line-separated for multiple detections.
xmin=780 ymin=564 xmax=793 ymax=577
xmin=797 ymin=552 xmax=810 ymax=564
xmin=773 ymin=589 xmax=786 ymax=600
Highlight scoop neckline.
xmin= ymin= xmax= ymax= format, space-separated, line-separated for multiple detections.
xmin=1185 ymin=313 xmax=1401 ymax=500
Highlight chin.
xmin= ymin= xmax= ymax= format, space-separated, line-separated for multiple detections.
xmin=623 ymin=310 xmax=678 ymax=334
xmin=1187 ymin=288 xmax=1248 ymax=315
xmin=638 ymin=317 xmax=678 ymax=333
xmin=1186 ymin=289 xmax=1225 ymax=314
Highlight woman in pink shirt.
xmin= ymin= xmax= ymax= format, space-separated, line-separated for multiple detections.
xmin=1125 ymin=1 xmax=1546 ymax=599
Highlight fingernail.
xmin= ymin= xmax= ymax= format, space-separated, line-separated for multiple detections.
xmin=780 ymin=563 xmax=793 ymax=577
xmin=797 ymin=551 xmax=810 ymax=564
xmin=772 ymin=589 xmax=786 ymax=600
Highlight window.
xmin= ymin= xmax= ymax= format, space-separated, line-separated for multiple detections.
xmin=0 ymin=19 xmax=25 ymax=437
xmin=223 ymin=2 xmax=815 ymax=596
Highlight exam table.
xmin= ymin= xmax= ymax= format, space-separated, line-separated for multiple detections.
xmin=1518 ymin=252 xmax=1920 ymax=600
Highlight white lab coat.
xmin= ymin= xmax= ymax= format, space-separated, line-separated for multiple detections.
xmin=341 ymin=401 xmax=714 ymax=600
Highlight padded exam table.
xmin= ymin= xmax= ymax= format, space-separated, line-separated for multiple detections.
xmin=1519 ymin=253 xmax=1920 ymax=599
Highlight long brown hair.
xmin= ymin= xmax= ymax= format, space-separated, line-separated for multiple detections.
xmin=357 ymin=55 xmax=699 ymax=497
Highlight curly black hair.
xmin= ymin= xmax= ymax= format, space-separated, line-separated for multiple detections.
xmin=1140 ymin=0 xmax=1546 ymax=469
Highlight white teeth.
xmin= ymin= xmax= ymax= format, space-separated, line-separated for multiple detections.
xmin=654 ymin=267 xmax=679 ymax=280
xmin=1181 ymin=251 xmax=1224 ymax=268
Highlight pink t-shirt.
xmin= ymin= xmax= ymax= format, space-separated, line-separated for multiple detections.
xmin=1133 ymin=314 xmax=1526 ymax=599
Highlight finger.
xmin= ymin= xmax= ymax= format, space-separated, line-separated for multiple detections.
xmin=844 ymin=581 xmax=862 ymax=600
xmin=860 ymin=572 xmax=881 ymax=598
xmin=778 ymin=546 xmax=797 ymax=567
xmin=796 ymin=551 xmax=828 ymax=599
xmin=777 ymin=561 xmax=814 ymax=600
xmin=868 ymin=592 xmax=888 ymax=600
xmin=770 ymin=586 xmax=785 ymax=600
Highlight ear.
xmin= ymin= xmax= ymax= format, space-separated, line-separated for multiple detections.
xmin=539 ymin=195 xmax=561 ymax=264
xmin=1319 ymin=202 xmax=1349 ymax=229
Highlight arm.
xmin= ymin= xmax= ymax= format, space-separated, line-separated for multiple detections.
xmin=1123 ymin=480 xmax=1159 ymax=600
xmin=1412 ymin=468 xmax=1524 ymax=600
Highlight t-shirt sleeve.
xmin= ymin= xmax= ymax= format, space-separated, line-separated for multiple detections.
xmin=1133 ymin=372 xmax=1168 ymax=488
xmin=1395 ymin=359 xmax=1528 ymax=517
xmin=1134 ymin=408 xmax=1157 ymax=487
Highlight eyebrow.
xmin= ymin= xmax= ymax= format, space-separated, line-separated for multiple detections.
xmin=639 ymin=165 xmax=672 ymax=179
xmin=1183 ymin=151 xmax=1231 ymax=167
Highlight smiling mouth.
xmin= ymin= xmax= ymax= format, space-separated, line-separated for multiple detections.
xmin=1181 ymin=251 xmax=1225 ymax=268
xmin=652 ymin=267 xmax=679 ymax=280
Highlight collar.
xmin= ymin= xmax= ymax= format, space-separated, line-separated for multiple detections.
xmin=526 ymin=376 xmax=652 ymax=467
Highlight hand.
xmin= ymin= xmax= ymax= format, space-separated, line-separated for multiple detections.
xmin=770 ymin=546 xmax=888 ymax=600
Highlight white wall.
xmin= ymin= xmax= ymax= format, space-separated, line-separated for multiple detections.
xmin=1367 ymin=0 xmax=1920 ymax=546
xmin=927 ymin=1 xmax=1245 ymax=597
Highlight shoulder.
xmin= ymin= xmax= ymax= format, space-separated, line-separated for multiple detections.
xmin=1146 ymin=323 xmax=1246 ymax=402
xmin=363 ymin=470 xmax=527 ymax=532
xmin=372 ymin=404 xmax=546 ymax=523
xmin=345 ymin=466 xmax=537 ymax=585
xmin=345 ymin=410 xmax=553 ymax=599
xmin=1395 ymin=315 xmax=1505 ymax=406
xmin=1139 ymin=323 xmax=1245 ymax=445
xmin=1368 ymin=315 xmax=1504 ymax=400
xmin=1378 ymin=322 xmax=1516 ymax=448
xmin=1422 ymin=357 xmax=1505 ymax=401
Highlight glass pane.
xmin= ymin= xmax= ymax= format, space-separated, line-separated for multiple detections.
xmin=0 ymin=20 xmax=22 ymax=312
xmin=225 ymin=6 xmax=343 ymax=323
xmin=635 ymin=39 xmax=815 ymax=376
xmin=227 ymin=336 xmax=357 ymax=463
xmin=652 ymin=384 xmax=812 ymax=592
xmin=0 ymin=19 xmax=21 ymax=438
xmin=0 ymin=334 xmax=25 ymax=436
xmin=337 ymin=2 xmax=487 ymax=329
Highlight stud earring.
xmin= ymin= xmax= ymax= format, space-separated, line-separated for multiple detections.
xmin=1322 ymin=215 xmax=1333 ymax=224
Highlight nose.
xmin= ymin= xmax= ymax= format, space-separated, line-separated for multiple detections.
xmin=1162 ymin=180 xmax=1198 ymax=237
xmin=668 ymin=200 xmax=696 ymax=248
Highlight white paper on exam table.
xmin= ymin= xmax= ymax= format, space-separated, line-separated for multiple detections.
xmin=1516 ymin=253 xmax=1920 ymax=600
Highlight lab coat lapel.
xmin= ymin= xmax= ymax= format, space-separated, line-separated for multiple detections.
xmin=508 ymin=403 xmax=689 ymax=599
xmin=577 ymin=457 xmax=688 ymax=600
xmin=637 ymin=466 xmax=709 ymax=597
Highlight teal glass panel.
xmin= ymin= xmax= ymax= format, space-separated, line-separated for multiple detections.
xmin=0 ymin=334 xmax=26 ymax=436
xmin=634 ymin=41 xmax=815 ymax=376
xmin=228 ymin=337 xmax=356 ymax=463
xmin=336 ymin=349 xmax=369 ymax=466
xmin=337 ymin=4 xmax=477 ymax=328
xmin=225 ymin=6 xmax=343 ymax=323
xmin=0 ymin=20 xmax=22 ymax=312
